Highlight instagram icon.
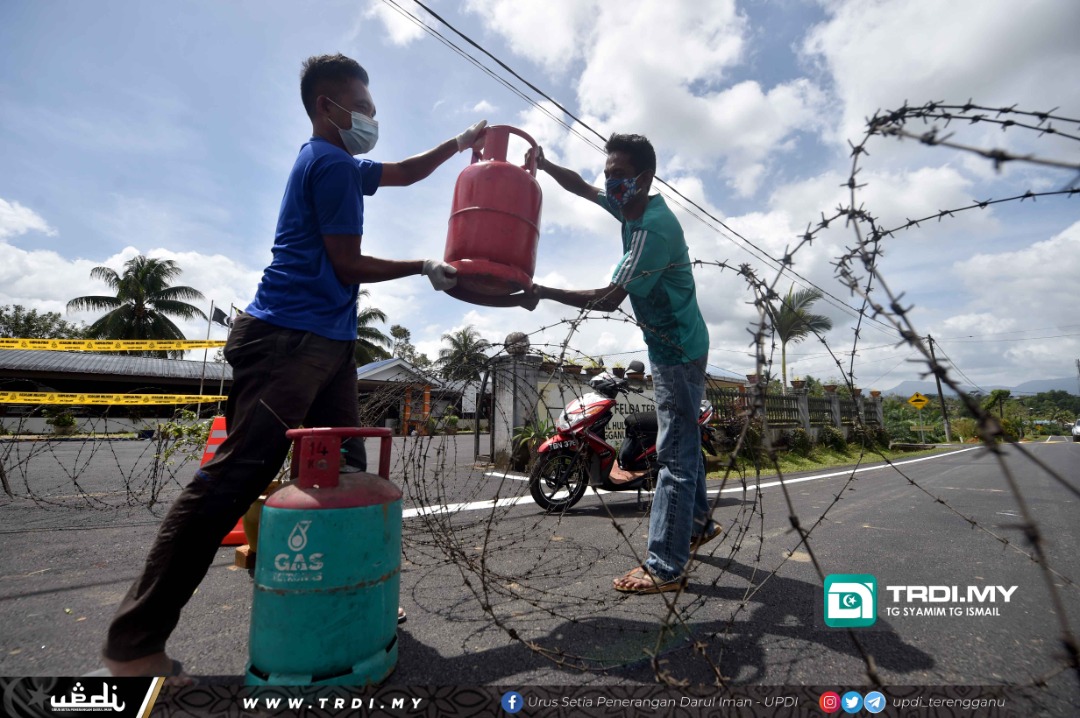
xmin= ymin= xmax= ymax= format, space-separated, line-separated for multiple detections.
xmin=819 ymin=692 xmax=841 ymax=713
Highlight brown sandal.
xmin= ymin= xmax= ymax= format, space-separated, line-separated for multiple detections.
xmin=691 ymin=522 xmax=724 ymax=552
xmin=613 ymin=566 xmax=687 ymax=594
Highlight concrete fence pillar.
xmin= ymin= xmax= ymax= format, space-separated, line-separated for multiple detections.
xmin=490 ymin=354 xmax=541 ymax=466
xmin=795 ymin=387 xmax=810 ymax=432
xmin=824 ymin=388 xmax=842 ymax=429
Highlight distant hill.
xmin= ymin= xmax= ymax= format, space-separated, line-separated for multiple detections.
xmin=1012 ymin=377 xmax=1080 ymax=395
xmin=883 ymin=377 xmax=1078 ymax=397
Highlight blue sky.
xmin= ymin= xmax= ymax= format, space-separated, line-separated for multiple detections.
xmin=1 ymin=0 xmax=1078 ymax=391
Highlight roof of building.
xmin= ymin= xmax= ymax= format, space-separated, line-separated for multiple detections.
xmin=356 ymin=356 xmax=445 ymax=388
xmin=0 ymin=349 xmax=231 ymax=381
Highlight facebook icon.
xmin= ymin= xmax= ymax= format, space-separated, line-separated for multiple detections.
xmin=501 ymin=691 xmax=524 ymax=714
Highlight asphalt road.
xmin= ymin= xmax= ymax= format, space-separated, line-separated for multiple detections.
xmin=1 ymin=435 xmax=1078 ymax=712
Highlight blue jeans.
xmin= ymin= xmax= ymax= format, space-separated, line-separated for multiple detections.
xmin=643 ymin=355 xmax=709 ymax=582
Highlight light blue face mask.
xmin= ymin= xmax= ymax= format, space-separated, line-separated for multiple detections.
xmin=328 ymin=98 xmax=378 ymax=155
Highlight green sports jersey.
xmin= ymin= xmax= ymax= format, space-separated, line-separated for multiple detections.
xmin=598 ymin=192 xmax=709 ymax=365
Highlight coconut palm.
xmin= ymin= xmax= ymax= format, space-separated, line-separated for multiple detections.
xmin=66 ymin=255 xmax=206 ymax=359
xmin=355 ymin=289 xmax=392 ymax=366
xmin=766 ymin=285 xmax=833 ymax=393
xmin=436 ymin=325 xmax=491 ymax=382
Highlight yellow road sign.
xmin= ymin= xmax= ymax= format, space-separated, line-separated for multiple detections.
xmin=908 ymin=392 xmax=930 ymax=410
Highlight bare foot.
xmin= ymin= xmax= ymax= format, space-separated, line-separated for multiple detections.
xmin=103 ymin=652 xmax=194 ymax=686
xmin=608 ymin=466 xmax=648 ymax=484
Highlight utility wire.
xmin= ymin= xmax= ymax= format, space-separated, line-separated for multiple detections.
xmin=927 ymin=341 xmax=984 ymax=394
xmin=866 ymin=352 xmax=920 ymax=386
xmin=945 ymin=332 xmax=1080 ymax=344
xmin=391 ymin=0 xmax=898 ymax=335
xmin=935 ymin=323 xmax=1080 ymax=341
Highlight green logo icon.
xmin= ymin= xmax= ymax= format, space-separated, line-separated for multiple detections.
xmin=824 ymin=574 xmax=877 ymax=627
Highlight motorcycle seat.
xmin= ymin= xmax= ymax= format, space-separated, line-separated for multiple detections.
xmin=620 ymin=411 xmax=658 ymax=469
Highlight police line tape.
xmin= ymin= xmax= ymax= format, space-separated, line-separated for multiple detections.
xmin=0 ymin=392 xmax=228 ymax=405
xmin=0 ymin=338 xmax=226 ymax=351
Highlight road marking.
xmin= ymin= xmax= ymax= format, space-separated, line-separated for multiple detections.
xmin=403 ymin=496 xmax=532 ymax=519
xmin=716 ymin=446 xmax=982 ymax=494
xmin=485 ymin=470 xmax=529 ymax=482
xmin=418 ymin=447 xmax=982 ymax=519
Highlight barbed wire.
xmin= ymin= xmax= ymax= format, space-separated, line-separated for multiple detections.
xmin=2 ymin=101 xmax=1078 ymax=694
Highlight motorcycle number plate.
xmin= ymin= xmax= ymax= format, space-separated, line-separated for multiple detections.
xmin=550 ymin=439 xmax=579 ymax=451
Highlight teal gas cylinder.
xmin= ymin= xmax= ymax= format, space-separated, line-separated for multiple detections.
xmin=246 ymin=427 xmax=400 ymax=685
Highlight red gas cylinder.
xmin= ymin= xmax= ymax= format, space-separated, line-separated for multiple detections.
xmin=443 ymin=125 xmax=542 ymax=307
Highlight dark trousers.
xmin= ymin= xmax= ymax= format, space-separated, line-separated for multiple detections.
xmin=104 ymin=314 xmax=361 ymax=661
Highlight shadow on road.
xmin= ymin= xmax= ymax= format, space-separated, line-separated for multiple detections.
xmin=395 ymin=554 xmax=934 ymax=685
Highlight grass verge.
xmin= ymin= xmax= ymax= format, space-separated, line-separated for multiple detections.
xmin=706 ymin=444 xmax=964 ymax=481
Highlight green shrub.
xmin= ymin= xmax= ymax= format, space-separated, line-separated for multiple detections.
xmin=817 ymin=424 xmax=848 ymax=453
xmin=43 ymin=408 xmax=77 ymax=433
xmin=951 ymin=417 xmax=977 ymax=442
xmin=848 ymin=424 xmax=889 ymax=450
xmin=156 ymin=410 xmax=212 ymax=464
xmin=786 ymin=427 xmax=813 ymax=457
xmin=873 ymin=427 xmax=891 ymax=449
xmin=999 ymin=418 xmax=1021 ymax=442
xmin=714 ymin=416 xmax=764 ymax=462
xmin=511 ymin=416 xmax=555 ymax=470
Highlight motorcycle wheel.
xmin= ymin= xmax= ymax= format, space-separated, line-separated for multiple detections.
xmin=529 ymin=449 xmax=589 ymax=512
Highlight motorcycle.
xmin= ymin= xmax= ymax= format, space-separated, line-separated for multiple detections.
xmin=528 ymin=360 xmax=719 ymax=512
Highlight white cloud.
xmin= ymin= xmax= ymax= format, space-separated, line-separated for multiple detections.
xmin=957 ymin=220 xmax=1080 ymax=308
xmin=472 ymin=100 xmax=497 ymax=114
xmin=921 ymin=220 xmax=1080 ymax=385
xmin=463 ymin=0 xmax=601 ymax=75
xmin=0 ymin=241 xmax=262 ymax=346
xmin=768 ymin=164 xmax=994 ymax=242
xmin=803 ymin=0 xmax=1080 ymax=144
xmin=364 ymin=0 xmax=428 ymax=46
xmin=467 ymin=1 xmax=822 ymax=197
xmin=0 ymin=199 xmax=57 ymax=240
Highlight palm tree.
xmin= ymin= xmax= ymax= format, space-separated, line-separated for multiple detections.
xmin=66 ymin=255 xmax=206 ymax=358
xmin=766 ymin=285 xmax=833 ymax=393
xmin=355 ymin=289 xmax=392 ymax=366
xmin=436 ymin=325 xmax=491 ymax=382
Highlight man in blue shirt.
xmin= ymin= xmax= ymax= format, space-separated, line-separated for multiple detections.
xmin=523 ymin=134 xmax=718 ymax=595
xmin=102 ymin=54 xmax=486 ymax=681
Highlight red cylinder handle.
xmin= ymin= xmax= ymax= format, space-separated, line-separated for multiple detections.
xmin=471 ymin=124 xmax=539 ymax=176
xmin=286 ymin=427 xmax=393 ymax=481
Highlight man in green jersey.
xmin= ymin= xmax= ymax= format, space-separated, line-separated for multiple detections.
xmin=524 ymin=134 xmax=718 ymax=593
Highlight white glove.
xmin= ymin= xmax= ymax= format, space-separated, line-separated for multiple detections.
xmin=456 ymin=120 xmax=487 ymax=153
xmin=422 ymin=259 xmax=458 ymax=291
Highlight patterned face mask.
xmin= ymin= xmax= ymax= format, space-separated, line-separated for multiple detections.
xmin=605 ymin=172 xmax=644 ymax=208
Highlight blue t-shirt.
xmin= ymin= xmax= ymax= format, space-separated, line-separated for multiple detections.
xmin=246 ymin=137 xmax=382 ymax=340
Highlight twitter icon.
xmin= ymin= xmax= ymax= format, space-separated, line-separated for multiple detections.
xmin=863 ymin=691 xmax=886 ymax=714
xmin=841 ymin=691 xmax=863 ymax=714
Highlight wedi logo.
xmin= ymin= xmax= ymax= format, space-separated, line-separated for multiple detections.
xmin=50 ymin=681 xmax=126 ymax=712
xmin=824 ymin=574 xmax=877 ymax=627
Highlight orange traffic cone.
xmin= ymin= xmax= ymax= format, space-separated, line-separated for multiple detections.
xmin=200 ymin=416 xmax=247 ymax=546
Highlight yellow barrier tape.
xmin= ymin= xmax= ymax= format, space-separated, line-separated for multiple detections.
xmin=0 ymin=338 xmax=226 ymax=351
xmin=0 ymin=392 xmax=228 ymax=405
